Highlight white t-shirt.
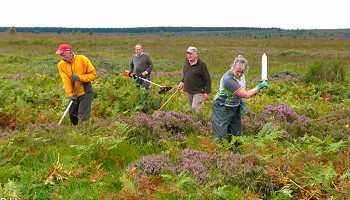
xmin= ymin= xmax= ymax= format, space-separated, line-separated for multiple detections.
xmin=237 ymin=75 xmax=246 ymax=89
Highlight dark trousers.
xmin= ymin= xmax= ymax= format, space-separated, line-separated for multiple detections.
xmin=211 ymin=102 xmax=242 ymax=143
xmin=69 ymin=92 xmax=93 ymax=125
xmin=136 ymin=75 xmax=150 ymax=90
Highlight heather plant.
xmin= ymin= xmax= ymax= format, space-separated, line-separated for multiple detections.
xmin=261 ymin=103 xmax=310 ymax=138
xmin=240 ymin=108 xmax=262 ymax=136
xmin=261 ymin=103 xmax=308 ymax=124
xmin=120 ymin=111 xmax=208 ymax=143
xmin=126 ymin=148 xmax=268 ymax=196
xmin=243 ymin=103 xmax=311 ymax=139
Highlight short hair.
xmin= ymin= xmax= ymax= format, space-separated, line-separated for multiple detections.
xmin=231 ymin=55 xmax=249 ymax=72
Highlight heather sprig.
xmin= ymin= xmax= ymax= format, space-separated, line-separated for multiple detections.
xmin=127 ymin=155 xmax=170 ymax=176
xmin=120 ymin=111 xmax=209 ymax=142
xmin=127 ymin=148 xmax=263 ymax=188
xmin=243 ymin=103 xmax=311 ymax=139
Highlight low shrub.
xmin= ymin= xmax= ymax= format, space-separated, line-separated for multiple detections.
xmin=120 ymin=111 xmax=209 ymax=143
xmin=310 ymin=104 xmax=350 ymax=140
xmin=243 ymin=103 xmax=311 ymax=139
xmin=303 ymin=59 xmax=346 ymax=83
xmin=127 ymin=148 xmax=265 ymax=189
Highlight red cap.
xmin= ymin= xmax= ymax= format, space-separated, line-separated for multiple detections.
xmin=55 ymin=44 xmax=72 ymax=54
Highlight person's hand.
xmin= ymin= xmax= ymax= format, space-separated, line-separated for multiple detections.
xmin=141 ymin=71 xmax=147 ymax=77
xmin=70 ymin=95 xmax=77 ymax=102
xmin=240 ymin=101 xmax=246 ymax=116
xmin=178 ymin=82 xmax=184 ymax=90
xmin=204 ymin=93 xmax=210 ymax=101
xmin=71 ymin=74 xmax=80 ymax=82
xmin=129 ymin=73 xmax=136 ymax=79
xmin=258 ymin=81 xmax=268 ymax=89
xmin=128 ymin=72 xmax=136 ymax=79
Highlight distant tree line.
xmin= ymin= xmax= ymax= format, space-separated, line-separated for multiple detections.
xmin=0 ymin=26 xmax=278 ymax=34
xmin=1 ymin=26 xmax=350 ymax=39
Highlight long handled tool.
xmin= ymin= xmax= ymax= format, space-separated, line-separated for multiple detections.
xmin=58 ymin=100 xmax=73 ymax=125
xmin=124 ymin=71 xmax=172 ymax=94
xmin=157 ymin=88 xmax=179 ymax=112
xmin=261 ymin=53 xmax=268 ymax=82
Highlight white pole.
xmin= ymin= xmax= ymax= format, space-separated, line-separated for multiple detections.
xmin=262 ymin=53 xmax=268 ymax=81
xmin=58 ymin=100 xmax=73 ymax=125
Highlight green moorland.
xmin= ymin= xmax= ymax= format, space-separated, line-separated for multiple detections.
xmin=0 ymin=32 xmax=350 ymax=199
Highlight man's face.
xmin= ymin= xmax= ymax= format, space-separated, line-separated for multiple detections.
xmin=59 ymin=51 xmax=73 ymax=62
xmin=135 ymin=45 xmax=142 ymax=56
xmin=186 ymin=52 xmax=197 ymax=62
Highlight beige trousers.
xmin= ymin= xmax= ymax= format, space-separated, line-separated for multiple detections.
xmin=186 ymin=93 xmax=204 ymax=115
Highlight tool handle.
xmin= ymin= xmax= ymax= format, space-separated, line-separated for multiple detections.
xmin=157 ymin=89 xmax=179 ymax=112
xmin=135 ymin=75 xmax=164 ymax=88
xmin=58 ymin=100 xmax=73 ymax=125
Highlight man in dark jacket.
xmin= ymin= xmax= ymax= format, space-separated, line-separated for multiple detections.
xmin=178 ymin=46 xmax=212 ymax=116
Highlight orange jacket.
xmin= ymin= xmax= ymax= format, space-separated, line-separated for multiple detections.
xmin=58 ymin=54 xmax=97 ymax=98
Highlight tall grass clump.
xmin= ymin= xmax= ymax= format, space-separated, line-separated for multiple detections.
xmin=304 ymin=59 xmax=346 ymax=83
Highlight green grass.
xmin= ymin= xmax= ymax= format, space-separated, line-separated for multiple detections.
xmin=0 ymin=32 xmax=350 ymax=199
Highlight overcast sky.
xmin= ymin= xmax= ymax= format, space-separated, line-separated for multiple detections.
xmin=1 ymin=0 xmax=349 ymax=29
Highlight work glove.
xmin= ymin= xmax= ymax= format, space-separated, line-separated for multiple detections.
xmin=258 ymin=81 xmax=268 ymax=89
xmin=129 ymin=73 xmax=136 ymax=79
xmin=240 ymin=101 xmax=246 ymax=116
xmin=71 ymin=74 xmax=80 ymax=82
xmin=70 ymin=95 xmax=78 ymax=102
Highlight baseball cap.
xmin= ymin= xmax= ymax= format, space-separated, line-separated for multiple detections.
xmin=186 ymin=46 xmax=198 ymax=53
xmin=55 ymin=44 xmax=72 ymax=54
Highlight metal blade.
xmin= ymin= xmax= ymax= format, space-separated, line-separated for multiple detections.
xmin=158 ymin=86 xmax=172 ymax=94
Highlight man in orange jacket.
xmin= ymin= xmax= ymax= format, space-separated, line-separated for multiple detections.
xmin=56 ymin=44 xmax=97 ymax=125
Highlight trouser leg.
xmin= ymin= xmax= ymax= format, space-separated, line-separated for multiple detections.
xmin=69 ymin=101 xmax=79 ymax=125
xmin=227 ymin=105 xmax=242 ymax=143
xmin=192 ymin=93 xmax=204 ymax=115
xmin=186 ymin=93 xmax=204 ymax=115
xmin=141 ymin=78 xmax=150 ymax=91
xmin=78 ymin=92 xmax=93 ymax=122
xmin=69 ymin=92 xmax=93 ymax=125
xmin=211 ymin=103 xmax=235 ymax=142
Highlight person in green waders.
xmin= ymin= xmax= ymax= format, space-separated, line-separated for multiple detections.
xmin=211 ymin=55 xmax=268 ymax=145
